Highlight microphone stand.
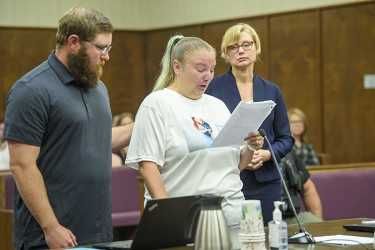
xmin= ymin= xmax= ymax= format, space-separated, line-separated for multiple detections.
xmin=259 ymin=129 xmax=315 ymax=244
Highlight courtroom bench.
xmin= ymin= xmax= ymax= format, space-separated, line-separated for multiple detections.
xmin=0 ymin=170 xmax=13 ymax=250
xmin=308 ymin=162 xmax=375 ymax=220
xmin=1 ymin=167 xmax=142 ymax=241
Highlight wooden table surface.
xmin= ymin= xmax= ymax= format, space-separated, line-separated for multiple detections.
xmin=168 ymin=218 xmax=374 ymax=250
xmin=287 ymin=218 xmax=373 ymax=250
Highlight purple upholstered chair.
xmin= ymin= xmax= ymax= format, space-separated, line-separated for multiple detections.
xmin=111 ymin=167 xmax=141 ymax=227
xmin=4 ymin=168 xmax=142 ymax=227
xmin=4 ymin=175 xmax=15 ymax=210
xmin=311 ymin=168 xmax=375 ymax=220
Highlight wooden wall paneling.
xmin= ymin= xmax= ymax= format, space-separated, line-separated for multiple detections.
xmin=322 ymin=2 xmax=375 ymax=163
xmin=144 ymin=26 xmax=202 ymax=91
xmin=269 ymin=10 xmax=323 ymax=152
xmin=0 ymin=28 xmax=146 ymax=118
xmin=0 ymin=28 xmax=11 ymax=114
xmin=0 ymin=28 xmax=55 ymax=117
xmin=201 ymin=17 xmax=269 ymax=78
xmin=0 ymin=29 xmax=4 ymax=118
xmin=0 ymin=75 xmax=3 ymax=120
xmin=102 ymin=31 xmax=145 ymax=115
xmin=0 ymin=28 xmax=2 ymax=120
xmin=0 ymin=209 xmax=13 ymax=250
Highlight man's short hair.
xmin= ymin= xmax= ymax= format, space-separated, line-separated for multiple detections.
xmin=56 ymin=7 xmax=113 ymax=47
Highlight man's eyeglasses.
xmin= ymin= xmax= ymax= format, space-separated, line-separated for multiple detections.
xmin=227 ymin=41 xmax=255 ymax=55
xmin=89 ymin=42 xmax=112 ymax=55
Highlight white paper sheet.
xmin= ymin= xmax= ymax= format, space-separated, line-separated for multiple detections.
xmin=314 ymin=235 xmax=374 ymax=245
xmin=212 ymin=100 xmax=276 ymax=147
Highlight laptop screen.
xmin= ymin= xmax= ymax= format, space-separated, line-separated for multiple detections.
xmin=94 ymin=195 xmax=215 ymax=250
xmin=343 ymin=223 xmax=375 ymax=233
xmin=130 ymin=195 xmax=205 ymax=249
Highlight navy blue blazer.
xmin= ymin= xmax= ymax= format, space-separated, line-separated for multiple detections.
xmin=206 ymin=70 xmax=293 ymax=184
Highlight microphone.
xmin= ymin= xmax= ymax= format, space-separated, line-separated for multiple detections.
xmin=258 ymin=129 xmax=315 ymax=244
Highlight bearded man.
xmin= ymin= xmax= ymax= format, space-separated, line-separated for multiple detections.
xmin=4 ymin=7 xmax=132 ymax=249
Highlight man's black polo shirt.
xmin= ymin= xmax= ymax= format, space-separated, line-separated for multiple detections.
xmin=4 ymin=53 xmax=113 ymax=249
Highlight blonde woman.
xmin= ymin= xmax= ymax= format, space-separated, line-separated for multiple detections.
xmin=288 ymin=108 xmax=320 ymax=166
xmin=126 ymin=35 xmax=263 ymax=248
xmin=206 ymin=23 xmax=293 ymax=223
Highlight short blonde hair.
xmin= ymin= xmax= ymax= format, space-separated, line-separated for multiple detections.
xmin=288 ymin=108 xmax=309 ymax=143
xmin=221 ymin=23 xmax=261 ymax=60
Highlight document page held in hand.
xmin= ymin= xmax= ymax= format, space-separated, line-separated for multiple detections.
xmin=212 ymin=100 xmax=276 ymax=147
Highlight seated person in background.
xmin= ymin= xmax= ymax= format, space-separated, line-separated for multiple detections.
xmin=112 ymin=112 xmax=134 ymax=167
xmin=112 ymin=112 xmax=134 ymax=127
xmin=289 ymin=108 xmax=320 ymax=166
xmin=0 ymin=118 xmax=10 ymax=170
xmin=280 ymin=150 xmax=323 ymax=224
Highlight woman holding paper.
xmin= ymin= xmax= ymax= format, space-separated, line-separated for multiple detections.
xmin=126 ymin=35 xmax=262 ymax=247
xmin=206 ymin=23 xmax=293 ymax=223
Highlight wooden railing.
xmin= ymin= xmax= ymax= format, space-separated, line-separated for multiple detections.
xmin=0 ymin=208 xmax=13 ymax=250
xmin=0 ymin=170 xmax=11 ymax=208
xmin=307 ymin=161 xmax=375 ymax=173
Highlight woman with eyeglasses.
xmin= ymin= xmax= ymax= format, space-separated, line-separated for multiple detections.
xmin=288 ymin=108 xmax=320 ymax=166
xmin=126 ymin=35 xmax=263 ymax=248
xmin=206 ymin=23 xmax=293 ymax=223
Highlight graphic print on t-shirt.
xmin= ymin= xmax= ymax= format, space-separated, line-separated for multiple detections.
xmin=192 ymin=116 xmax=213 ymax=139
xmin=179 ymin=115 xmax=215 ymax=153
xmin=189 ymin=116 xmax=214 ymax=148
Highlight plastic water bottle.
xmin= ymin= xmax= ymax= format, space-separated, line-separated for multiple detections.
xmin=268 ymin=201 xmax=288 ymax=250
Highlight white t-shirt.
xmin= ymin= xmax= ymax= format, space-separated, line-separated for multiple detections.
xmin=126 ymin=88 xmax=244 ymax=225
xmin=0 ymin=142 xmax=10 ymax=170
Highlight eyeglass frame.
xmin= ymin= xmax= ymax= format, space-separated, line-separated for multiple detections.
xmin=87 ymin=41 xmax=112 ymax=55
xmin=69 ymin=34 xmax=112 ymax=55
xmin=226 ymin=41 xmax=255 ymax=55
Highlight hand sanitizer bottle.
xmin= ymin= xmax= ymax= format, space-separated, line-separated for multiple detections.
xmin=268 ymin=201 xmax=288 ymax=250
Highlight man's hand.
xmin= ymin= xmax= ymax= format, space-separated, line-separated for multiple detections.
xmin=43 ymin=223 xmax=77 ymax=249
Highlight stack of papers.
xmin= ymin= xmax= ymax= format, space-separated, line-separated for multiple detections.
xmin=314 ymin=235 xmax=374 ymax=245
xmin=212 ymin=100 xmax=276 ymax=147
xmin=68 ymin=248 xmax=97 ymax=250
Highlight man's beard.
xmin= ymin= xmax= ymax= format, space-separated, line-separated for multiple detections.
xmin=67 ymin=46 xmax=100 ymax=89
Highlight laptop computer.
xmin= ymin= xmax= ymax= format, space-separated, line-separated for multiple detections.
xmin=343 ymin=223 xmax=375 ymax=233
xmin=93 ymin=195 xmax=211 ymax=250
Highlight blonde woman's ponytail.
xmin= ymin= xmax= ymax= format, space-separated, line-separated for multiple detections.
xmin=153 ymin=35 xmax=184 ymax=91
